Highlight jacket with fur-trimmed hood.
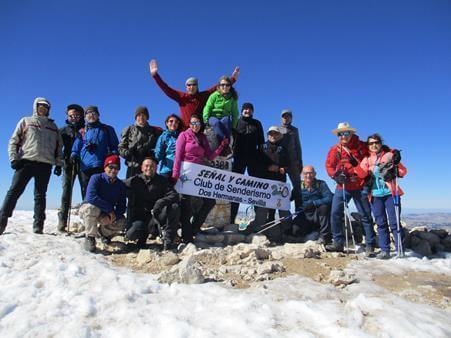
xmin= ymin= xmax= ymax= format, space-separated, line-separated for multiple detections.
xmin=8 ymin=97 xmax=63 ymax=166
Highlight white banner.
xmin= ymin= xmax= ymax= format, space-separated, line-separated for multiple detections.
xmin=175 ymin=162 xmax=291 ymax=210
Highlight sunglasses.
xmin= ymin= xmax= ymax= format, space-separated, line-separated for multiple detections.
xmin=368 ymin=141 xmax=381 ymax=146
xmin=186 ymin=83 xmax=197 ymax=87
xmin=107 ymin=164 xmax=119 ymax=170
xmin=68 ymin=114 xmax=81 ymax=119
xmin=167 ymin=119 xmax=179 ymax=124
xmin=337 ymin=131 xmax=352 ymax=137
xmin=85 ymin=111 xmax=99 ymax=116
xmin=219 ymin=83 xmax=231 ymax=87
xmin=37 ymin=103 xmax=49 ymax=108
xmin=190 ymin=121 xmax=201 ymax=126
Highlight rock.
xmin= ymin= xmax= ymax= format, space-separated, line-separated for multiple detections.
xmin=303 ymin=247 xmax=320 ymax=259
xmin=246 ymin=234 xmax=270 ymax=247
xmin=195 ymin=233 xmax=225 ymax=244
xmin=416 ymin=231 xmax=441 ymax=246
xmin=430 ymin=229 xmax=449 ymax=239
xmin=179 ymin=243 xmax=197 ymax=256
xmin=255 ymin=248 xmax=271 ymax=260
xmin=327 ymin=270 xmax=358 ymax=287
xmin=223 ymin=224 xmax=239 ymax=232
xmin=158 ymin=256 xmax=205 ymax=284
xmin=224 ymin=233 xmax=246 ymax=246
xmin=158 ymin=252 xmax=180 ymax=266
xmin=442 ymin=236 xmax=451 ymax=251
xmin=434 ymin=243 xmax=445 ymax=253
xmin=256 ymin=261 xmax=285 ymax=275
xmin=411 ymin=240 xmax=432 ymax=257
xmin=136 ymin=249 xmax=153 ymax=265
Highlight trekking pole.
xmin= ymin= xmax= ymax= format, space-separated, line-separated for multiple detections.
xmin=342 ymin=181 xmax=357 ymax=254
xmin=256 ymin=210 xmax=301 ymax=235
xmin=393 ymin=166 xmax=404 ymax=258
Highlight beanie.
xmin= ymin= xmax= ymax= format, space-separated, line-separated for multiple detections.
xmin=66 ymin=104 xmax=84 ymax=115
xmin=134 ymin=106 xmax=149 ymax=119
xmin=85 ymin=105 xmax=99 ymax=115
xmin=281 ymin=109 xmax=292 ymax=117
xmin=104 ymin=154 xmax=121 ymax=169
xmin=241 ymin=102 xmax=254 ymax=112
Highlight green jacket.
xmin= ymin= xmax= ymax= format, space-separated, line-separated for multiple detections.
xmin=203 ymin=91 xmax=239 ymax=128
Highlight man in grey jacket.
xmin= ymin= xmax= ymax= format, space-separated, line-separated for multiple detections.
xmin=0 ymin=97 xmax=63 ymax=235
xmin=280 ymin=109 xmax=303 ymax=210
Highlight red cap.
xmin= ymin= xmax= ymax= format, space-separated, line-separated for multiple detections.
xmin=104 ymin=155 xmax=121 ymax=169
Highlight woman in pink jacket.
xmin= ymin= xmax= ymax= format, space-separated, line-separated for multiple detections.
xmin=355 ymin=133 xmax=407 ymax=259
xmin=173 ymin=114 xmax=228 ymax=243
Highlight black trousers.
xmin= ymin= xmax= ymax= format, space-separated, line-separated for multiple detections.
xmin=126 ymin=203 xmax=180 ymax=244
xmin=126 ymin=166 xmax=141 ymax=179
xmin=79 ymin=167 xmax=104 ymax=198
xmin=293 ymin=203 xmax=331 ymax=241
xmin=230 ymin=156 xmax=257 ymax=223
xmin=0 ymin=161 xmax=52 ymax=231
xmin=180 ymin=195 xmax=216 ymax=243
xmin=58 ymin=164 xmax=83 ymax=222
xmin=287 ymin=165 xmax=302 ymax=210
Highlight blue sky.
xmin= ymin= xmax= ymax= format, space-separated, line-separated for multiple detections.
xmin=0 ymin=0 xmax=450 ymax=211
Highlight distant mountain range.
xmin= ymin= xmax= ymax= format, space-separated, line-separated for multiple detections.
xmin=403 ymin=212 xmax=451 ymax=230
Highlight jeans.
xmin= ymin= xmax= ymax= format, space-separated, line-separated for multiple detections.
xmin=180 ymin=195 xmax=215 ymax=243
xmin=0 ymin=160 xmax=52 ymax=231
xmin=371 ymin=195 xmax=404 ymax=253
xmin=209 ymin=116 xmax=232 ymax=141
xmin=58 ymin=164 xmax=83 ymax=222
xmin=331 ymin=187 xmax=376 ymax=247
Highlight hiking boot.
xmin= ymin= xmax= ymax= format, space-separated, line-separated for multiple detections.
xmin=365 ymin=246 xmax=375 ymax=257
xmin=33 ymin=227 xmax=43 ymax=234
xmin=376 ymin=251 xmax=390 ymax=260
xmin=317 ymin=237 xmax=329 ymax=245
xmin=0 ymin=217 xmax=7 ymax=235
xmin=57 ymin=215 xmax=67 ymax=232
xmin=325 ymin=243 xmax=344 ymax=252
xmin=84 ymin=236 xmax=96 ymax=253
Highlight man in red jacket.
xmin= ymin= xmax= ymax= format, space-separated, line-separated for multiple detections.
xmin=325 ymin=122 xmax=376 ymax=254
xmin=149 ymin=59 xmax=239 ymax=129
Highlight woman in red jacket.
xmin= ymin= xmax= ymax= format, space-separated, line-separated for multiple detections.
xmin=355 ymin=133 xmax=407 ymax=259
xmin=173 ymin=114 xmax=228 ymax=243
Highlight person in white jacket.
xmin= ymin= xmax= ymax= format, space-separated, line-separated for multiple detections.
xmin=0 ymin=97 xmax=63 ymax=235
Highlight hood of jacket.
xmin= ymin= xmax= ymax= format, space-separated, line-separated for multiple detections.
xmin=33 ymin=97 xmax=51 ymax=117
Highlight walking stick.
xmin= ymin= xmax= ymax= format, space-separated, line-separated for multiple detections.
xmin=256 ymin=210 xmax=301 ymax=235
xmin=393 ymin=166 xmax=404 ymax=258
xmin=342 ymin=181 xmax=357 ymax=255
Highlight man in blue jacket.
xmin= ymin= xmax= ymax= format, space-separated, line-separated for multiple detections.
xmin=292 ymin=165 xmax=333 ymax=244
xmin=71 ymin=106 xmax=119 ymax=198
xmin=79 ymin=154 xmax=126 ymax=253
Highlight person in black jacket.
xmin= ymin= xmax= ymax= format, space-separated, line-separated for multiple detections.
xmin=280 ymin=109 xmax=303 ymax=210
xmin=57 ymin=104 xmax=85 ymax=231
xmin=245 ymin=126 xmax=291 ymax=243
xmin=230 ymin=103 xmax=264 ymax=223
xmin=119 ymin=106 xmax=163 ymax=178
xmin=125 ymin=158 xmax=180 ymax=250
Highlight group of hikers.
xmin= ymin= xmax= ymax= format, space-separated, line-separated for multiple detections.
xmin=0 ymin=60 xmax=407 ymax=259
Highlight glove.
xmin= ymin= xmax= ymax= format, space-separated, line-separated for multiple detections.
xmin=349 ymin=155 xmax=358 ymax=167
xmin=303 ymin=202 xmax=315 ymax=212
xmin=70 ymin=155 xmax=79 ymax=165
xmin=392 ymin=149 xmax=401 ymax=165
xmin=53 ymin=166 xmax=62 ymax=176
xmin=333 ymin=170 xmax=347 ymax=185
xmin=11 ymin=160 xmax=24 ymax=170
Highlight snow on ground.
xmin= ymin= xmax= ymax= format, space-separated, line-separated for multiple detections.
xmin=1 ymin=211 xmax=450 ymax=338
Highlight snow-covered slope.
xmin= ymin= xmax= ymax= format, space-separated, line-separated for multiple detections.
xmin=0 ymin=211 xmax=450 ymax=338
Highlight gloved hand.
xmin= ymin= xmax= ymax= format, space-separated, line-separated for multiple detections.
xmin=333 ymin=170 xmax=347 ymax=185
xmin=53 ymin=166 xmax=62 ymax=176
xmin=392 ymin=149 xmax=401 ymax=165
xmin=70 ymin=155 xmax=79 ymax=165
xmin=348 ymin=155 xmax=358 ymax=167
xmin=303 ymin=202 xmax=315 ymax=212
xmin=11 ymin=160 xmax=24 ymax=170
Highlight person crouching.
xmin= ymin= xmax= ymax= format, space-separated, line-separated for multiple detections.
xmin=80 ymin=155 xmax=127 ymax=253
xmin=125 ymin=158 xmax=180 ymax=250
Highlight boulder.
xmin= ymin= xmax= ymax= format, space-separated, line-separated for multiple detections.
xmin=416 ymin=231 xmax=441 ymax=247
xmin=411 ymin=240 xmax=432 ymax=257
xmin=442 ymin=235 xmax=451 ymax=251
xmin=136 ymin=249 xmax=153 ymax=265
xmin=158 ymin=252 xmax=180 ymax=266
xmin=327 ymin=270 xmax=358 ymax=288
xmin=179 ymin=243 xmax=197 ymax=256
xmin=430 ymin=229 xmax=449 ymax=239
xmin=158 ymin=256 xmax=205 ymax=284
xmin=246 ymin=234 xmax=270 ymax=247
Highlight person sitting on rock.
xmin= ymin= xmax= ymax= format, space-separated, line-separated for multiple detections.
xmin=355 ymin=133 xmax=407 ymax=259
xmin=79 ymin=155 xmax=127 ymax=253
xmin=292 ymin=165 xmax=333 ymax=245
xmin=125 ymin=157 xmax=180 ymax=250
